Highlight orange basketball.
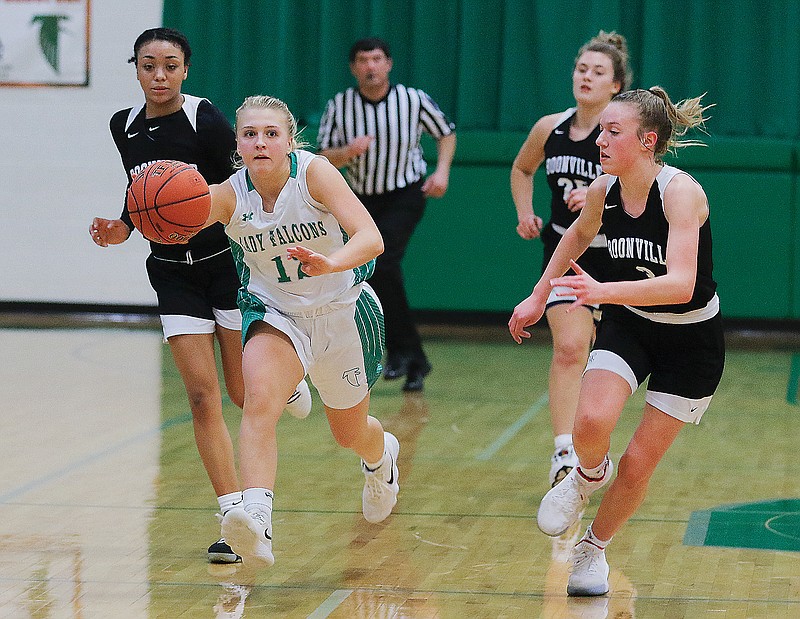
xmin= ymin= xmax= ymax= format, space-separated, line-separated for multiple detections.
xmin=126 ymin=160 xmax=211 ymax=244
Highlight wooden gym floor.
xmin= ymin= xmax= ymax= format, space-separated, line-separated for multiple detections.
xmin=1 ymin=320 xmax=799 ymax=618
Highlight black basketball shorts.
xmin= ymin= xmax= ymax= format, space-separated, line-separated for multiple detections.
xmin=145 ymin=249 xmax=241 ymax=338
xmin=587 ymin=306 xmax=725 ymax=423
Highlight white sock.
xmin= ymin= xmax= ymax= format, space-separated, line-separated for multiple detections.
xmin=217 ymin=491 xmax=243 ymax=515
xmin=242 ymin=488 xmax=273 ymax=536
xmin=554 ymin=434 xmax=573 ymax=451
xmin=578 ymin=456 xmax=609 ymax=481
xmin=363 ymin=439 xmax=388 ymax=472
xmin=364 ymin=457 xmax=386 ymax=472
xmin=243 ymin=488 xmax=273 ymax=514
xmin=584 ymin=524 xmax=611 ymax=549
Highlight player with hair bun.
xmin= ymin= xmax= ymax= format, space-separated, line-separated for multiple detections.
xmin=511 ymin=30 xmax=632 ymax=491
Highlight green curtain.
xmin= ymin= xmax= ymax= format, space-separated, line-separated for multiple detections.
xmin=164 ymin=0 xmax=798 ymax=139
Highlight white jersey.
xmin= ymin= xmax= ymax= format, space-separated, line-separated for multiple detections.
xmin=226 ymin=149 xmax=374 ymax=314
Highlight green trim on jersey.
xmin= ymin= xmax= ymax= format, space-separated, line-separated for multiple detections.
xmin=229 ymin=238 xmax=251 ymax=290
xmin=244 ymin=153 xmax=296 ymax=191
xmin=340 ymin=227 xmax=376 ymax=284
xmin=355 ymin=287 xmax=385 ymax=387
xmin=353 ymin=259 xmax=375 ymax=284
xmin=229 ymin=237 xmax=255 ymax=345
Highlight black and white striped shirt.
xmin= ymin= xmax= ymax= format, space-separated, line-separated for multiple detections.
xmin=317 ymin=83 xmax=455 ymax=196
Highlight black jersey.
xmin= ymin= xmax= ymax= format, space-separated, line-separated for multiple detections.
xmin=602 ymin=165 xmax=717 ymax=316
xmin=110 ymin=94 xmax=236 ymax=260
xmin=543 ymin=108 xmax=603 ymax=231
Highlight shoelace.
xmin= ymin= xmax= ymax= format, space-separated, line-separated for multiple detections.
xmin=554 ymin=472 xmax=589 ymax=507
xmin=572 ymin=543 xmax=602 ymax=573
xmin=364 ymin=471 xmax=390 ymax=500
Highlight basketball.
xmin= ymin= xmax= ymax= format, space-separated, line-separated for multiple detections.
xmin=126 ymin=160 xmax=211 ymax=244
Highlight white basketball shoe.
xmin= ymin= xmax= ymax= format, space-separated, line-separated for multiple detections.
xmin=362 ymin=432 xmax=400 ymax=523
xmin=537 ymin=458 xmax=613 ymax=537
xmin=221 ymin=507 xmax=274 ymax=568
xmin=284 ymin=379 xmax=312 ymax=419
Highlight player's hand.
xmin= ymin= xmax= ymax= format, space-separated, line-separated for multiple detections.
xmin=566 ymin=186 xmax=589 ymax=212
xmin=422 ymin=170 xmax=449 ymax=198
xmin=287 ymin=246 xmax=334 ymax=276
xmin=508 ymin=292 xmax=547 ymax=344
xmin=551 ymin=260 xmax=601 ymax=309
xmin=516 ymin=212 xmax=543 ymax=239
xmin=90 ymin=217 xmax=130 ymax=247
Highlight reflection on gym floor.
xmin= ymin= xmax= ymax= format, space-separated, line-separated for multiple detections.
xmin=1 ymin=326 xmax=799 ymax=617
xmin=0 ymin=328 xmax=160 ymax=617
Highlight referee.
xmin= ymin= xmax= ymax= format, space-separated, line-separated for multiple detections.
xmin=317 ymin=37 xmax=456 ymax=392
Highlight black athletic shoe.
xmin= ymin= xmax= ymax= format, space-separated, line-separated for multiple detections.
xmin=383 ymin=355 xmax=410 ymax=380
xmin=402 ymin=360 xmax=431 ymax=392
xmin=208 ymin=538 xmax=241 ymax=564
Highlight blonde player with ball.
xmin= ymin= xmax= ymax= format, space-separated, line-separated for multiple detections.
xmin=199 ymin=95 xmax=399 ymax=568
xmin=88 ymin=28 xmax=310 ymax=564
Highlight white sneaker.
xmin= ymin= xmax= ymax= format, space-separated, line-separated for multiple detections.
xmin=362 ymin=432 xmax=400 ymax=523
xmin=537 ymin=459 xmax=613 ymax=537
xmin=221 ymin=507 xmax=274 ymax=568
xmin=549 ymin=444 xmax=578 ymax=487
xmin=567 ymin=539 xmax=610 ymax=596
xmin=284 ymin=379 xmax=311 ymax=419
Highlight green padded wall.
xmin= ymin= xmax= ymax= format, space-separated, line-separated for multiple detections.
xmin=162 ymin=0 xmax=800 ymax=319
xmin=163 ymin=0 xmax=799 ymax=139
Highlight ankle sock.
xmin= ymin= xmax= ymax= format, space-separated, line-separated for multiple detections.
xmin=363 ymin=441 xmax=387 ymax=472
xmin=242 ymin=488 xmax=273 ymax=537
xmin=578 ymin=456 xmax=609 ymax=481
xmin=243 ymin=487 xmax=273 ymax=510
xmin=218 ymin=491 xmax=243 ymax=515
xmin=583 ymin=524 xmax=611 ymax=549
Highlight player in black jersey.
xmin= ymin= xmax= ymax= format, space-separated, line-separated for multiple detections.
xmin=510 ymin=87 xmax=724 ymax=596
xmin=510 ymin=32 xmax=632 ymax=489
xmin=89 ymin=28 xmax=310 ymax=565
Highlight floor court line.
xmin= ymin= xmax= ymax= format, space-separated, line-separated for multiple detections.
xmin=475 ymin=392 xmax=548 ymax=461
xmin=307 ymin=589 xmax=354 ymax=618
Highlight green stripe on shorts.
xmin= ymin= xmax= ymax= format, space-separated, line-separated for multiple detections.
xmin=355 ymin=288 xmax=385 ymax=388
xmin=238 ymin=290 xmax=267 ymax=347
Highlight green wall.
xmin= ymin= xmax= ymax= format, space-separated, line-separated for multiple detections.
xmin=162 ymin=0 xmax=800 ymax=320
xmin=165 ymin=0 xmax=798 ymax=139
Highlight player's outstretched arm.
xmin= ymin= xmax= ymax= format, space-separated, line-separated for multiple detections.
xmin=205 ymin=181 xmax=237 ymax=228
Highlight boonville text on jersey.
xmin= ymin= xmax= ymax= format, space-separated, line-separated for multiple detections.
xmin=607 ymin=237 xmax=667 ymax=266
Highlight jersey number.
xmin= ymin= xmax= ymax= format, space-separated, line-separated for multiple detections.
xmin=271 ymin=256 xmax=309 ymax=282
xmin=636 ymin=266 xmax=656 ymax=279
xmin=557 ymin=178 xmax=587 ymax=203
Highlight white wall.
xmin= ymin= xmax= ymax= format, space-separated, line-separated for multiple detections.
xmin=0 ymin=2 xmax=164 ymax=306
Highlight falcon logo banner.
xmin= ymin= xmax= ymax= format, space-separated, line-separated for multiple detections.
xmin=0 ymin=0 xmax=90 ymax=86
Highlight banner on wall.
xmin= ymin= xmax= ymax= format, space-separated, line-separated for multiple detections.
xmin=0 ymin=0 xmax=90 ymax=87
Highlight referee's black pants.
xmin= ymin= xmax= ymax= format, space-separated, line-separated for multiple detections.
xmin=358 ymin=180 xmax=428 ymax=367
